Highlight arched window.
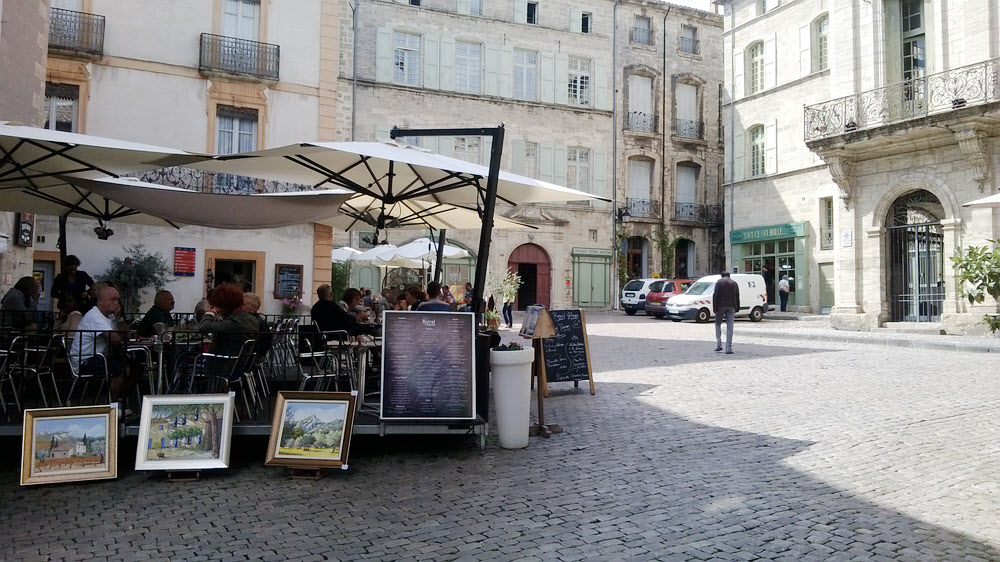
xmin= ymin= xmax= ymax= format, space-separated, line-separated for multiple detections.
xmin=747 ymin=42 xmax=765 ymax=94
xmin=749 ymin=125 xmax=766 ymax=177
xmin=813 ymin=15 xmax=829 ymax=72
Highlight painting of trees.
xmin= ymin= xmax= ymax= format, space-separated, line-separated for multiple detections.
xmin=150 ymin=403 xmax=224 ymax=459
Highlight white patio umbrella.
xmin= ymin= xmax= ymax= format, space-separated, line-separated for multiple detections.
xmin=332 ymin=246 xmax=362 ymax=262
xmin=963 ymin=193 xmax=1000 ymax=208
xmin=391 ymin=237 xmax=469 ymax=261
xmin=316 ymin=194 xmax=533 ymax=231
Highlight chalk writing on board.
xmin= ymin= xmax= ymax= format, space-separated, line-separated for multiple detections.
xmin=541 ymin=309 xmax=590 ymax=383
xmin=274 ymin=264 xmax=303 ymax=298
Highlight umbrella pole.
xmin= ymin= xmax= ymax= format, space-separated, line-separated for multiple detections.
xmin=434 ymin=229 xmax=447 ymax=284
xmin=58 ymin=215 xmax=68 ymax=265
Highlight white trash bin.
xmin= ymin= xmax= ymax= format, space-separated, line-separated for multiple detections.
xmin=489 ymin=347 xmax=535 ymax=449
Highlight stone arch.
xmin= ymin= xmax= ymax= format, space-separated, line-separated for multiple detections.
xmin=871 ymin=172 xmax=961 ymax=230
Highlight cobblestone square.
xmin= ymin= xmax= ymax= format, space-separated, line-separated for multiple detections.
xmin=1 ymin=313 xmax=998 ymax=561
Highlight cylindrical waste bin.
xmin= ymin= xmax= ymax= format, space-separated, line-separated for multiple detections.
xmin=489 ymin=348 xmax=534 ymax=449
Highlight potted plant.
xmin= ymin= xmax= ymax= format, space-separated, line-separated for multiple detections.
xmin=489 ymin=341 xmax=534 ymax=449
xmin=98 ymin=244 xmax=170 ymax=315
xmin=484 ymin=309 xmax=502 ymax=331
xmin=280 ymin=293 xmax=302 ymax=315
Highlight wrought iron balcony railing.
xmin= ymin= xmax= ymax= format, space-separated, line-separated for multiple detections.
xmin=625 ymin=197 xmax=657 ymax=218
xmin=631 ymin=27 xmax=654 ymax=46
xmin=678 ymin=36 xmax=700 ymax=55
xmin=674 ymin=202 xmax=723 ymax=224
xmin=627 ymin=111 xmax=656 ymax=133
xmin=48 ymin=8 xmax=105 ymax=58
xmin=672 ymin=118 xmax=705 ymax=140
xmin=199 ymin=33 xmax=280 ymax=81
xmin=804 ymin=57 xmax=1000 ymax=142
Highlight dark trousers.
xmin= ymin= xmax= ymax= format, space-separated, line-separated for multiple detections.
xmin=502 ymin=302 xmax=513 ymax=327
xmin=779 ymin=291 xmax=789 ymax=312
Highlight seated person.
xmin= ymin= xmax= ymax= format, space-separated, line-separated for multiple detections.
xmin=197 ymin=284 xmax=259 ymax=358
xmin=138 ymin=290 xmax=175 ymax=337
xmin=194 ymin=299 xmax=211 ymax=322
xmin=311 ymin=284 xmax=372 ymax=336
xmin=342 ymin=288 xmax=370 ymax=322
xmin=394 ymin=294 xmax=408 ymax=311
xmin=53 ymin=293 xmax=84 ymax=334
xmin=1 ymin=276 xmax=39 ymax=330
xmin=418 ymin=282 xmax=452 ymax=312
xmin=460 ymin=282 xmax=474 ymax=312
xmin=440 ymin=284 xmax=455 ymax=305
xmin=405 ymin=285 xmax=426 ymax=311
xmin=362 ymin=289 xmax=374 ymax=309
xmin=68 ymin=285 xmax=139 ymax=401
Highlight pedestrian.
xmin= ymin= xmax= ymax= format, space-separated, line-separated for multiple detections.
xmin=778 ymin=274 xmax=791 ymax=312
xmin=713 ymin=271 xmax=739 ymax=354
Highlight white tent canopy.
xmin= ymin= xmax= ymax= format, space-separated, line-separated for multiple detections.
xmin=391 ymin=237 xmax=470 ymax=262
xmin=332 ymin=246 xmax=362 ymax=262
xmin=963 ymin=193 xmax=1000 ymax=208
xmin=317 ymin=194 xmax=533 ymax=231
xmin=349 ymin=243 xmax=422 ymax=268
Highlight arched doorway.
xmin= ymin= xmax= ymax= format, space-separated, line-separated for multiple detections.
xmin=626 ymin=236 xmax=648 ymax=279
xmin=674 ymin=238 xmax=695 ymax=278
xmin=885 ymin=189 xmax=945 ymax=322
xmin=508 ymin=243 xmax=551 ymax=310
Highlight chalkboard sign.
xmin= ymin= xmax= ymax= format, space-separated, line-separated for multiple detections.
xmin=380 ymin=311 xmax=476 ymax=420
xmin=540 ymin=309 xmax=595 ymax=396
xmin=273 ymin=264 xmax=303 ymax=298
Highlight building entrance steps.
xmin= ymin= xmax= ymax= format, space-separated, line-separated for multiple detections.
xmin=881 ymin=322 xmax=946 ymax=335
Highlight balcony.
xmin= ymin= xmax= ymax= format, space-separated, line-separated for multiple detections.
xmin=672 ymin=118 xmax=705 ymax=140
xmin=48 ymin=8 xmax=105 ymax=59
xmin=199 ymin=33 xmax=280 ymax=82
xmin=673 ymin=202 xmax=723 ymax=224
xmin=804 ymin=57 xmax=1000 ymax=142
xmin=678 ymin=36 xmax=700 ymax=55
xmin=631 ymin=27 xmax=654 ymax=46
xmin=626 ymin=111 xmax=657 ymax=133
xmin=625 ymin=197 xmax=658 ymax=218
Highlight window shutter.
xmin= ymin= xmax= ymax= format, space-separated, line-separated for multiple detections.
xmin=570 ymin=8 xmax=582 ymax=32
xmin=799 ymin=23 xmax=812 ymax=77
xmin=482 ymin=136 xmax=493 ymax=166
xmin=539 ymin=143 xmax=554 ymax=183
xmin=592 ymin=149 xmax=607 ymax=205
xmin=375 ymin=125 xmax=391 ymax=141
xmin=499 ymin=46 xmax=513 ymax=98
xmin=511 ymin=139 xmax=526 ymax=174
xmin=594 ymin=59 xmax=608 ymax=110
xmin=439 ymin=37 xmax=455 ymax=91
xmin=553 ymin=146 xmax=568 ymax=189
xmin=733 ymin=48 xmax=744 ymax=99
xmin=515 ymin=0 xmax=527 ymax=23
xmin=424 ymin=35 xmax=440 ymax=90
xmin=438 ymin=137 xmax=453 ymax=157
xmin=765 ymin=119 xmax=777 ymax=175
xmin=733 ymin=127 xmax=745 ymax=181
xmin=539 ymin=51 xmax=555 ymax=103
xmin=554 ymin=53 xmax=569 ymax=105
xmin=764 ymin=34 xmax=777 ymax=89
xmin=376 ymin=27 xmax=393 ymax=83
xmin=484 ymin=44 xmax=500 ymax=96
xmin=457 ymin=0 xmax=471 ymax=15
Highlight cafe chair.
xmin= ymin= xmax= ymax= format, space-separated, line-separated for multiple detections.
xmin=191 ymin=339 xmax=258 ymax=420
xmin=0 ymin=336 xmax=25 ymax=418
xmin=63 ymin=343 xmax=110 ymax=407
xmin=19 ymin=333 xmax=64 ymax=409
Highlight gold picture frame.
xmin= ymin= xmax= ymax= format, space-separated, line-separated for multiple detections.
xmin=265 ymin=391 xmax=357 ymax=470
xmin=21 ymin=405 xmax=118 ymax=486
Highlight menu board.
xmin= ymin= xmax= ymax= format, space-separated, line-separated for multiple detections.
xmin=540 ymin=309 xmax=594 ymax=393
xmin=380 ymin=311 xmax=476 ymax=420
xmin=273 ymin=264 xmax=303 ymax=298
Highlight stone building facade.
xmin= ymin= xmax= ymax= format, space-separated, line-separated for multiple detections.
xmin=722 ymin=0 xmax=1000 ymax=333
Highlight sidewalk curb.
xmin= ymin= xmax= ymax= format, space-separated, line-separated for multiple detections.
xmin=744 ymin=328 xmax=1000 ymax=353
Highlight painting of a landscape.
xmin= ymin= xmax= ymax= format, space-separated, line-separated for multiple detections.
xmin=276 ymin=400 xmax=349 ymax=459
xmin=135 ymin=395 xmax=233 ymax=471
xmin=31 ymin=415 xmax=108 ymax=477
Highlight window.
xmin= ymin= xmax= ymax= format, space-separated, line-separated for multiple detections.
xmin=393 ymin=32 xmax=421 ymax=86
xmin=453 ymin=137 xmax=481 ymax=164
xmin=757 ymin=0 xmax=766 ymax=15
xmin=359 ymin=230 xmax=377 ymax=249
xmin=901 ymin=0 xmax=925 ymax=81
xmin=674 ymin=83 xmax=700 ymax=138
xmin=748 ymin=42 xmax=765 ymax=94
xmin=409 ymin=0 xmax=420 ymax=5
xmin=632 ymin=16 xmax=653 ymax=45
xmin=567 ymin=148 xmax=591 ymax=193
xmin=581 ymin=12 xmax=592 ymax=33
xmin=216 ymin=106 xmax=258 ymax=192
xmin=43 ymin=83 xmax=79 ymax=132
xmin=676 ymin=163 xmax=698 ymax=205
xmin=214 ymin=259 xmax=256 ymax=292
xmin=523 ymin=142 xmax=539 ymax=179
xmin=814 ymin=16 xmax=829 ymax=71
xmin=513 ymin=49 xmax=538 ymax=100
xmin=627 ymin=158 xmax=652 ymax=211
xmin=222 ymin=0 xmax=260 ymax=40
xmin=589 ymin=229 xmax=598 ymax=241
xmin=455 ymin=42 xmax=482 ymax=94
xmin=820 ymin=197 xmax=834 ymax=250
xmin=526 ymin=2 xmax=538 ymax=24
xmin=627 ymin=74 xmax=653 ymax=131
xmin=749 ymin=125 xmax=765 ymax=177
xmin=679 ymin=25 xmax=699 ymax=54
xmin=568 ymin=57 xmax=591 ymax=106
xmin=470 ymin=0 xmax=482 ymax=15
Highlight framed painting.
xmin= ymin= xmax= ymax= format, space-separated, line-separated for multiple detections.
xmin=266 ymin=391 xmax=357 ymax=469
xmin=21 ymin=405 xmax=118 ymax=486
xmin=135 ymin=394 xmax=235 ymax=471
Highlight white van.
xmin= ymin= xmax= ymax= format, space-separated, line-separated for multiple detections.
xmin=664 ymin=274 xmax=767 ymax=323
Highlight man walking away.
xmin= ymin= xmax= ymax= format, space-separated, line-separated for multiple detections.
xmin=713 ymin=272 xmax=739 ymax=354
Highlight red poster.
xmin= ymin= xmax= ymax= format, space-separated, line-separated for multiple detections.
xmin=174 ymin=247 xmax=196 ymax=277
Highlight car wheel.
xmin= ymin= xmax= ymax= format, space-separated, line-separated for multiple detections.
xmin=653 ymin=313 xmax=665 ymax=319
xmin=750 ymin=306 xmax=763 ymax=322
xmin=695 ymin=308 xmax=710 ymax=323
xmin=625 ymin=309 xmax=637 ymax=316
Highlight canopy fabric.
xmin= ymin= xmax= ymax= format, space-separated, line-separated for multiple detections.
xmin=316 ymin=194 xmax=533 ymax=231
xmin=194 ymin=140 xmax=609 ymax=208
xmin=332 ymin=246 xmax=362 ymax=262
xmin=962 ymin=193 xmax=1000 ymax=208
xmin=349 ymin=244 xmax=422 ymax=268
xmin=14 ymin=176 xmax=353 ymax=230
xmin=392 ymin=237 xmax=470 ymax=262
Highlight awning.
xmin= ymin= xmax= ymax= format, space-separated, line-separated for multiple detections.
xmin=963 ymin=193 xmax=1000 ymax=208
xmin=332 ymin=246 xmax=362 ymax=262
xmin=317 ymin=194 xmax=534 ymax=231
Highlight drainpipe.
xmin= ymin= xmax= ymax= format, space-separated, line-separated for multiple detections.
xmin=663 ymin=5 xmax=671 ymax=277
xmin=611 ymin=0 xmax=620 ymax=309
xmin=727 ymin=0 xmax=735 ymax=270
xmin=351 ymin=0 xmax=359 ymax=141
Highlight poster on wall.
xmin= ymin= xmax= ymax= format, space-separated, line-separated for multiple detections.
xmin=174 ymin=247 xmax=196 ymax=277
xmin=15 ymin=213 xmax=33 ymax=247
xmin=273 ymin=264 xmax=303 ymax=298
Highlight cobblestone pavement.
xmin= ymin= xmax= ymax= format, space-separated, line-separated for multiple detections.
xmin=2 ymin=312 xmax=999 ymax=561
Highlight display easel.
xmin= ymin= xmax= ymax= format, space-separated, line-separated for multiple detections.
xmin=519 ymin=306 xmax=563 ymax=437
xmin=166 ymin=470 xmax=202 ymax=482
xmin=288 ymin=467 xmax=332 ymax=480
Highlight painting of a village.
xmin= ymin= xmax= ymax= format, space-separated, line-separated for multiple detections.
xmin=145 ymin=403 xmax=226 ymax=462
xmin=276 ymin=400 xmax=348 ymax=459
xmin=32 ymin=415 xmax=108 ymax=476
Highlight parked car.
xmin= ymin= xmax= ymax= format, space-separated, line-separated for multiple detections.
xmin=664 ymin=274 xmax=767 ymax=323
xmin=645 ymin=279 xmax=695 ymax=318
xmin=620 ymin=278 xmax=660 ymax=315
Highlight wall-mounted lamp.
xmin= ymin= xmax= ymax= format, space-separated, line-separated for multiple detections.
xmin=616 ymin=206 xmax=631 ymax=223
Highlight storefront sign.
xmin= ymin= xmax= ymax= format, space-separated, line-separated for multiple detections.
xmin=571 ymin=247 xmax=613 ymax=257
xmin=730 ymin=222 xmax=806 ymax=244
xmin=173 ymin=247 xmax=196 ymax=277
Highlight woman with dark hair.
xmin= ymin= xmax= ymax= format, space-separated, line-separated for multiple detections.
xmin=197 ymin=284 xmax=258 ymax=357
xmin=53 ymin=293 xmax=84 ymax=333
xmin=1 ymin=276 xmax=40 ymax=329
xmin=50 ymin=255 xmax=94 ymax=309
xmin=404 ymin=285 xmax=426 ymax=311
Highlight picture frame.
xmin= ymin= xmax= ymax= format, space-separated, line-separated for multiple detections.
xmin=266 ymin=391 xmax=357 ymax=469
xmin=21 ymin=405 xmax=118 ymax=486
xmin=135 ymin=394 xmax=235 ymax=471
xmin=273 ymin=263 xmax=304 ymax=299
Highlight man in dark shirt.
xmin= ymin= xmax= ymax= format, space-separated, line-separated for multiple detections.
xmin=311 ymin=284 xmax=369 ymax=336
xmin=138 ymin=290 xmax=175 ymax=337
xmin=713 ymin=272 xmax=739 ymax=354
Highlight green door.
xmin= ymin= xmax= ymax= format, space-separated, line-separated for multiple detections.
xmin=573 ymin=252 xmax=611 ymax=307
xmin=352 ymin=265 xmax=381 ymax=291
xmin=819 ymin=262 xmax=834 ymax=314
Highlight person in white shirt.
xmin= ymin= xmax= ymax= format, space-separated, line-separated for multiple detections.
xmin=68 ymin=285 xmax=137 ymax=402
xmin=778 ymin=274 xmax=791 ymax=312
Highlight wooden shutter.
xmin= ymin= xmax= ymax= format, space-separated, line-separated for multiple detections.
xmin=514 ymin=0 xmax=527 ymax=23
xmin=553 ymin=145 xmax=568 ymax=188
xmin=539 ymin=143 xmax=554 ymax=183
xmin=539 ymin=51 xmax=555 ymax=103
xmin=500 ymin=46 xmax=514 ymax=98
xmin=376 ymin=27 xmax=393 ymax=83
xmin=439 ymin=37 xmax=455 ymax=91
xmin=592 ymin=149 xmax=607 ymax=206
xmin=554 ymin=53 xmax=569 ymax=105
xmin=733 ymin=127 xmax=745 ymax=181
xmin=458 ymin=0 xmax=471 ymax=15
xmin=438 ymin=137 xmax=453 ymax=157
xmin=765 ymin=119 xmax=777 ymax=175
xmin=484 ymin=44 xmax=500 ymax=96
xmin=511 ymin=139 xmax=526 ymax=174
xmin=594 ymin=60 xmax=608 ymax=110
xmin=570 ymin=8 xmax=582 ymax=32
xmin=733 ymin=48 xmax=744 ymax=99
xmin=424 ymin=35 xmax=440 ymax=89
xmin=799 ymin=23 xmax=812 ymax=77
xmin=764 ymin=34 xmax=777 ymax=89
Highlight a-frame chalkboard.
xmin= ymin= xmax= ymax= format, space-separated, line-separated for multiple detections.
xmin=539 ymin=309 xmax=595 ymax=397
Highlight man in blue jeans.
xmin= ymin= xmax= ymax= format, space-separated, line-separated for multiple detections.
xmin=713 ymin=271 xmax=740 ymax=354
